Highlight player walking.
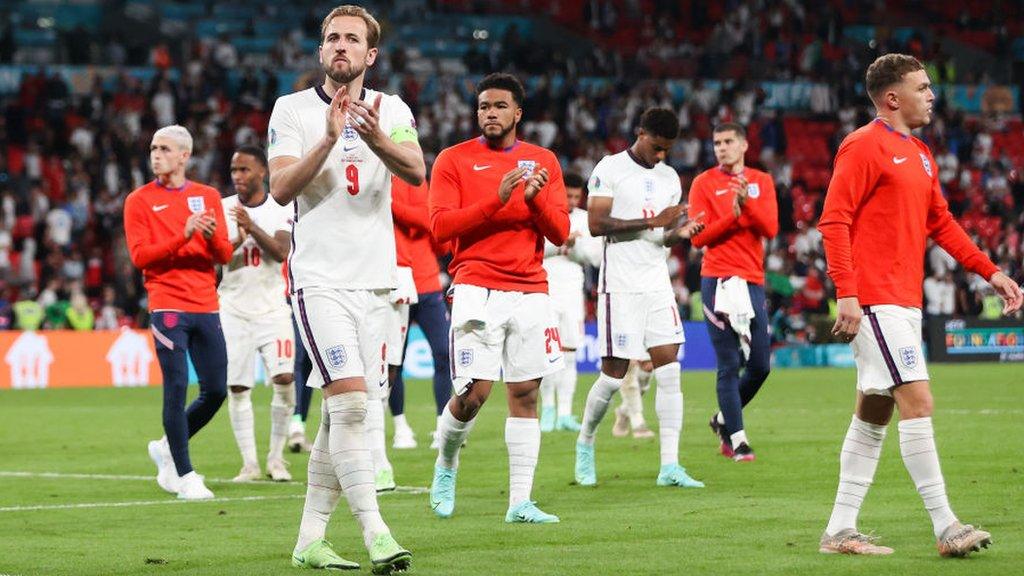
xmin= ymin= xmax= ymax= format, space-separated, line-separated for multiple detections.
xmin=125 ymin=124 xmax=232 ymax=500
xmin=689 ymin=122 xmax=778 ymax=461
xmin=268 ymin=5 xmax=421 ymax=572
xmin=818 ymin=53 xmax=1022 ymax=556
xmin=220 ymin=145 xmax=296 ymax=483
xmin=428 ymin=73 xmax=569 ymax=523
xmin=574 ymin=108 xmax=705 ymax=488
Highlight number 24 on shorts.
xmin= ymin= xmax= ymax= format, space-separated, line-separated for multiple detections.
xmin=544 ymin=327 xmax=562 ymax=354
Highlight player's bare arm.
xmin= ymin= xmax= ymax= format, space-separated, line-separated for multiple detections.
xmin=588 ymin=196 xmax=686 ymax=237
xmin=231 ymin=206 xmax=290 ymax=262
xmin=269 ymin=87 xmax=351 ymax=205
xmin=347 ymin=96 xmax=425 ymax=186
xmin=988 ymin=272 xmax=1024 ymax=314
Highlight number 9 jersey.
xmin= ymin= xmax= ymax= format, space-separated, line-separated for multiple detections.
xmin=267 ymin=85 xmax=418 ymax=292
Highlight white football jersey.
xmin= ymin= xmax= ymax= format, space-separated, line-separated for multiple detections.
xmin=543 ymin=207 xmax=600 ymax=300
xmin=218 ymin=193 xmax=292 ymax=320
xmin=267 ymin=86 xmax=416 ymax=292
xmin=588 ymin=150 xmax=682 ymax=293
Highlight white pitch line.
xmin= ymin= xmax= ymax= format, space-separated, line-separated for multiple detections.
xmin=0 ymin=494 xmax=303 ymax=513
xmin=0 ymin=470 xmax=429 ymax=495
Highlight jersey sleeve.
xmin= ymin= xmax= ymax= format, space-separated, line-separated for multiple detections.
xmin=267 ymin=97 xmax=303 ymax=160
xmin=384 ymin=94 xmax=418 ymax=145
xmin=206 ymin=188 xmax=234 ymax=264
xmin=222 ymin=196 xmax=240 ymax=242
xmin=273 ymin=203 xmax=293 ymax=234
xmin=689 ymin=173 xmax=739 ymax=248
xmin=527 ymin=155 xmax=570 ymax=246
xmin=587 ymin=158 xmax=614 ymax=198
xmin=123 ymin=191 xmax=189 ymax=270
xmin=737 ymin=174 xmax=779 ymax=239
xmin=819 ymin=137 xmax=880 ymax=299
xmin=428 ymin=148 xmax=504 ymax=243
xmin=925 ymin=158 xmax=999 ymax=280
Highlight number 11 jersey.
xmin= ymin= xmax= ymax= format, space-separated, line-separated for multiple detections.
xmin=267 ymin=85 xmax=417 ymax=292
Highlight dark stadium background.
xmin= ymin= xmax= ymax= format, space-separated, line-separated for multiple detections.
xmin=0 ymin=0 xmax=1021 ymax=348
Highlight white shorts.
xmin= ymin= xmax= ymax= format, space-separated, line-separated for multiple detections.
xmin=449 ymin=284 xmax=564 ymax=395
xmin=385 ymin=267 xmax=418 ymax=366
xmin=292 ymin=287 xmax=389 ymax=393
xmin=222 ymin=310 xmax=294 ymax=387
xmin=598 ymin=291 xmax=684 ymax=359
xmin=852 ymin=305 xmax=929 ymax=396
xmin=549 ymin=285 xmax=585 ymax=350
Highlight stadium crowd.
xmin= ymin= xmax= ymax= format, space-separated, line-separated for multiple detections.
xmin=0 ymin=0 xmax=1021 ymax=342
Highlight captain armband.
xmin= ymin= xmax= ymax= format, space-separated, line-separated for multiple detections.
xmin=390 ymin=126 xmax=419 ymax=145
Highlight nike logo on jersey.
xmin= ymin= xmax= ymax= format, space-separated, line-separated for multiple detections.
xmin=343 ymin=143 xmax=360 ymax=152
xmin=473 ymin=164 xmax=491 ymax=171
xmin=714 ymin=189 xmax=730 ymax=196
xmin=893 ymin=156 xmax=908 ymax=164
xmin=153 ymin=204 xmax=169 ymax=212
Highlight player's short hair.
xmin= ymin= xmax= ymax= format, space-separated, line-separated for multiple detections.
xmin=476 ymin=73 xmax=526 ymax=107
xmin=563 ymin=172 xmax=585 ymax=189
xmin=153 ymin=125 xmax=193 ymax=154
xmin=234 ymin=145 xmax=268 ymax=168
xmin=713 ymin=122 xmax=747 ymax=139
xmin=321 ymin=5 xmax=381 ymax=48
xmin=638 ymin=108 xmax=680 ymax=140
xmin=865 ymin=53 xmax=924 ymax=100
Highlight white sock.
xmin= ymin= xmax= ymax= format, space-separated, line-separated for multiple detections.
xmin=393 ymin=413 xmax=411 ymax=432
xmin=269 ymin=383 xmax=295 ymax=461
xmin=577 ymin=372 xmax=623 ymax=445
xmin=364 ymin=387 xmax=392 ymax=475
xmin=295 ymin=404 xmax=341 ymax=552
xmin=899 ymin=417 xmax=958 ymax=538
xmin=619 ymin=364 xmax=645 ymax=425
xmin=730 ymin=430 xmax=748 ymax=447
xmin=556 ymin=351 xmax=577 ymax=417
xmin=228 ymin=389 xmax=258 ymax=467
xmin=653 ymin=363 xmax=682 ymax=467
xmin=435 ymin=404 xmax=475 ymax=469
xmin=540 ymin=372 xmax=557 ymax=410
xmin=825 ymin=415 xmax=887 ymax=536
xmin=326 ymin=392 xmax=389 ymax=549
xmin=506 ymin=417 xmax=541 ymax=507
xmin=715 ymin=412 xmax=725 ymax=425
xmin=637 ymin=365 xmax=652 ymax=395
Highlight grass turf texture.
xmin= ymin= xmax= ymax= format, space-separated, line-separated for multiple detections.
xmin=0 ymin=363 xmax=1020 ymax=575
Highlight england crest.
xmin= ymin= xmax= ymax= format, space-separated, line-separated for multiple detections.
xmin=517 ymin=160 xmax=537 ymax=177
xmin=343 ymin=124 xmax=359 ymax=142
xmin=616 ymin=334 xmax=629 ymax=348
xmin=458 ymin=348 xmax=474 ymax=367
xmin=898 ymin=346 xmax=918 ymax=369
xmin=187 ymin=196 xmax=205 ymax=213
xmin=326 ymin=345 xmax=347 ymax=368
xmin=919 ymin=153 xmax=933 ymax=177
xmin=747 ymin=183 xmax=761 ymax=198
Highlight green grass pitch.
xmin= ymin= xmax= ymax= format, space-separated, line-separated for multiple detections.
xmin=0 ymin=363 xmax=1021 ymax=575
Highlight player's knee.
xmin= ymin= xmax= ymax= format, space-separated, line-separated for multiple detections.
xmin=229 ymin=385 xmax=249 ymax=395
xmin=271 ymin=373 xmax=294 ymax=387
xmin=327 ymin=391 xmax=368 ymax=424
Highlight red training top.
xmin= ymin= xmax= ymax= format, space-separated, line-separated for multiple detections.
xmin=820 ymin=119 xmax=999 ymax=307
xmin=429 ymin=137 xmax=569 ymax=293
xmin=391 ymin=176 xmax=445 ymax=294
xmin=124 ymin=180 xmax=233 ymax=312
xmin=690 ymin=165 xmax=778 ymax=284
